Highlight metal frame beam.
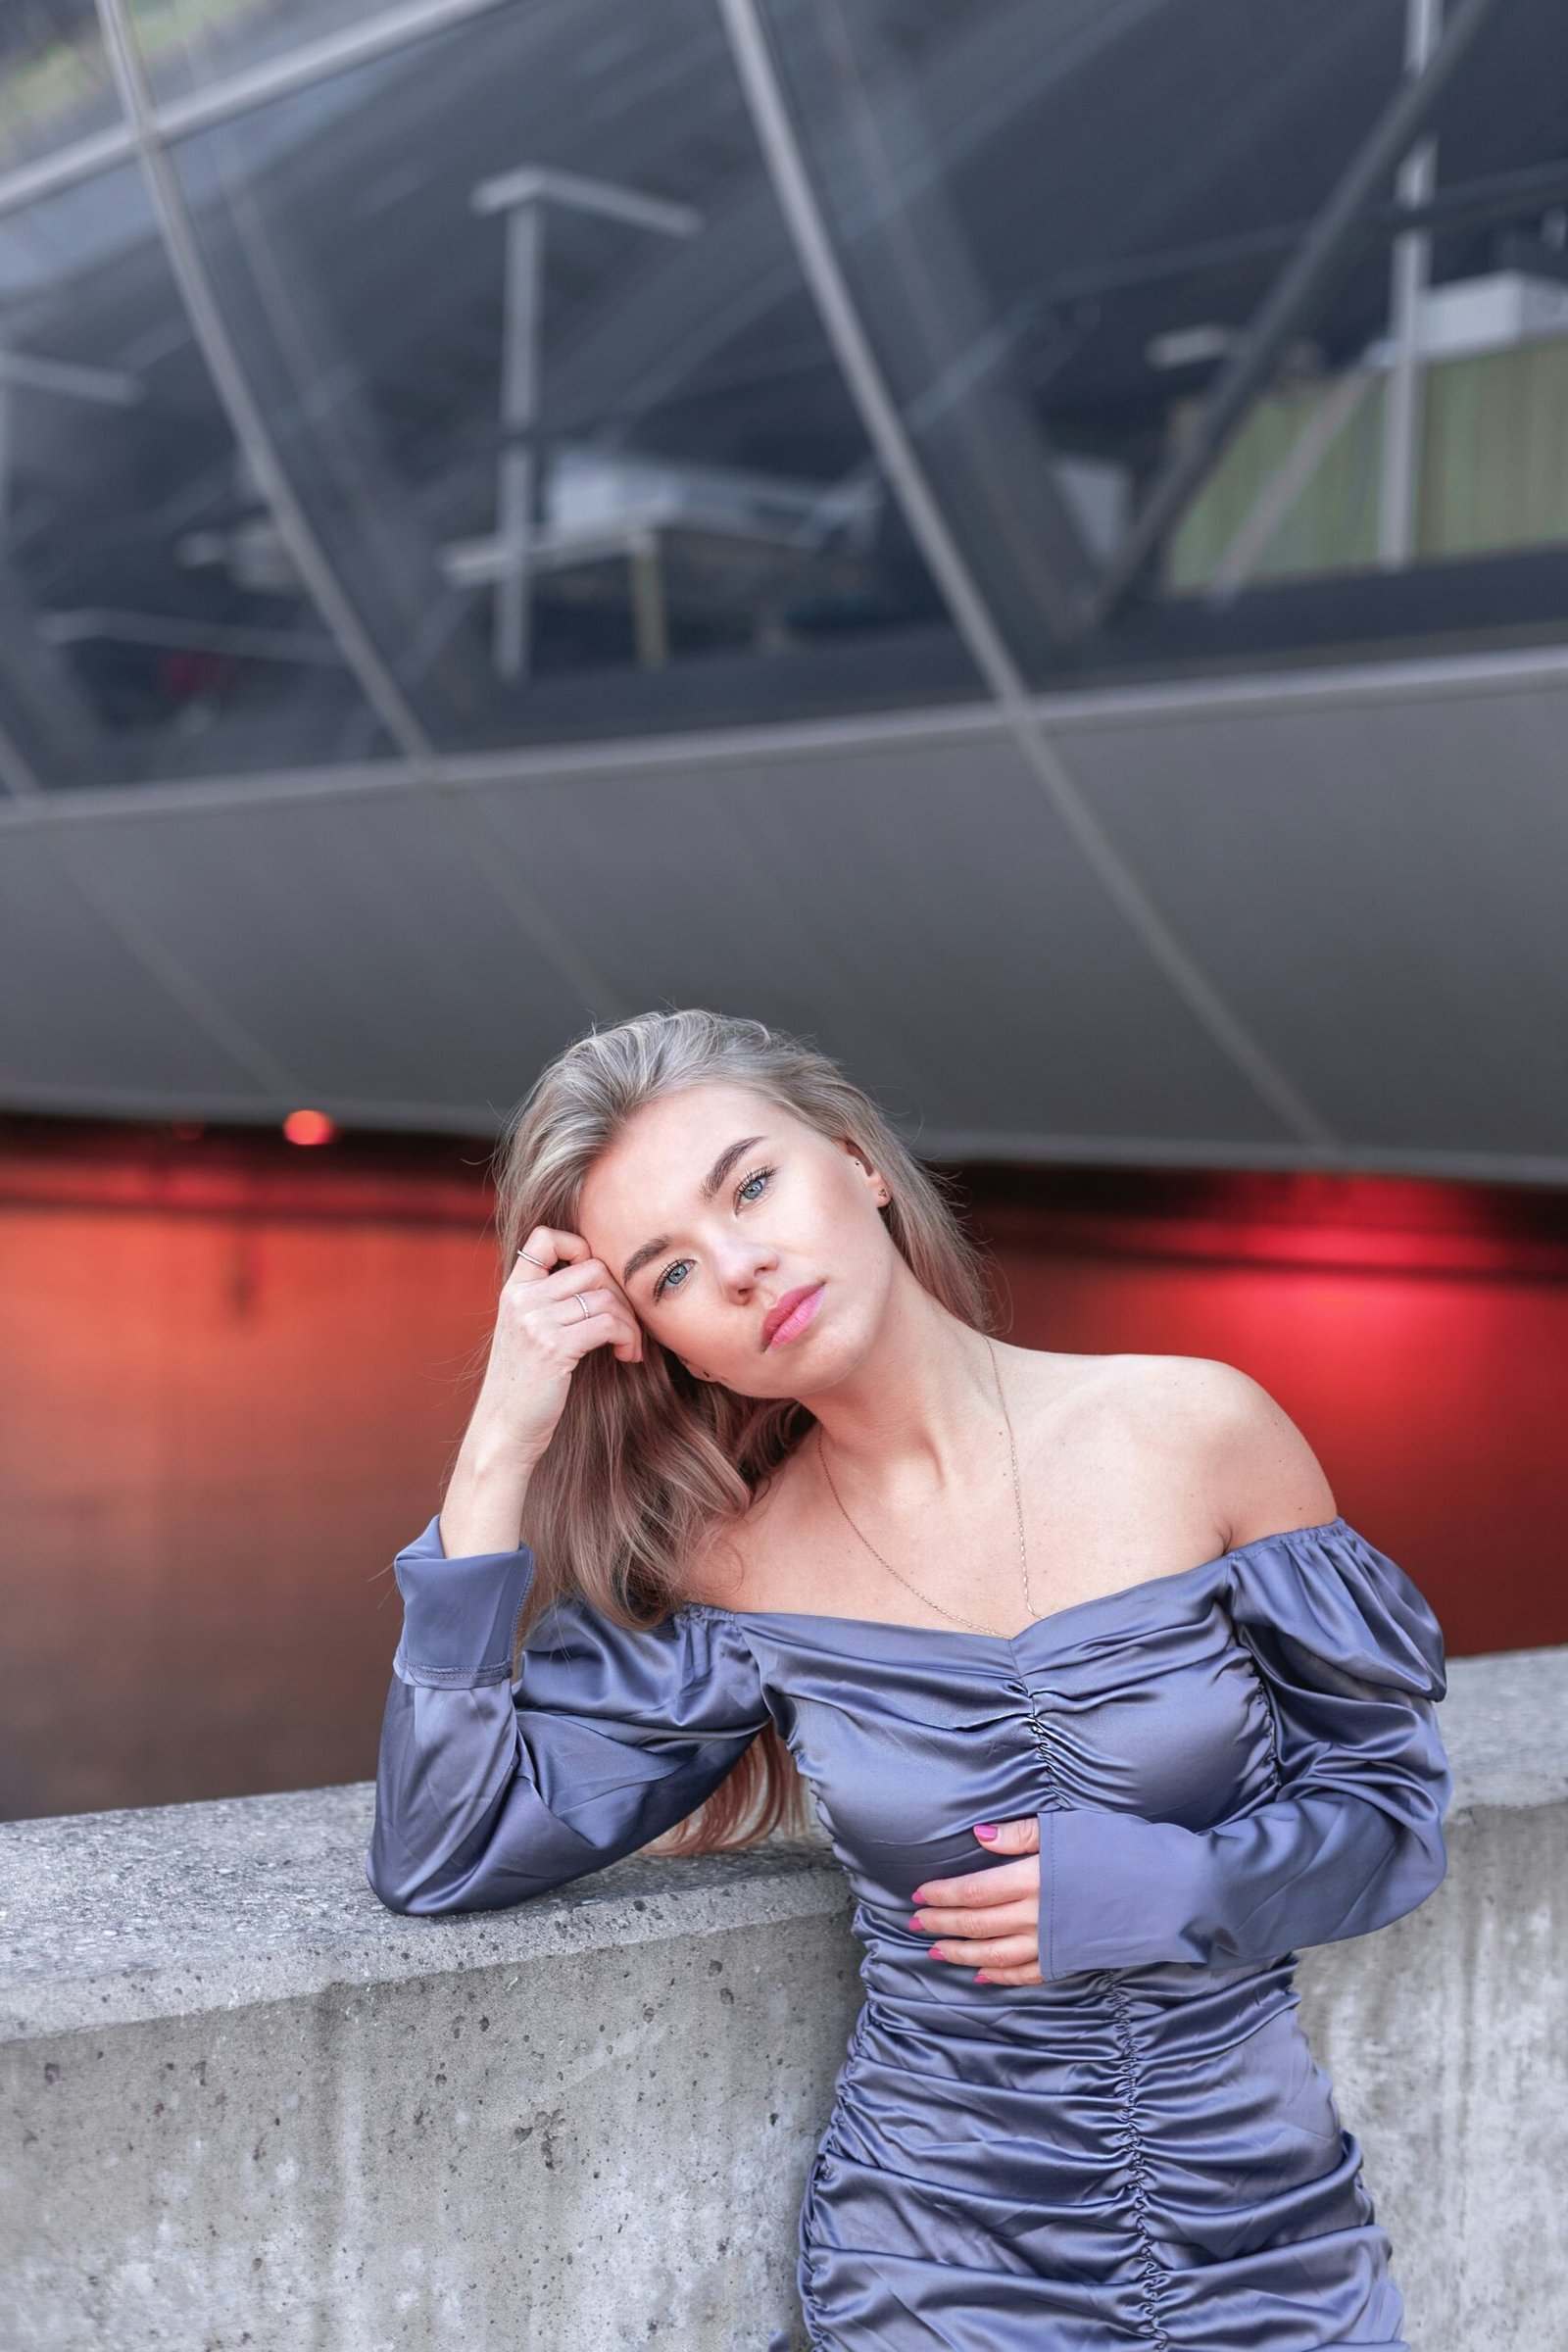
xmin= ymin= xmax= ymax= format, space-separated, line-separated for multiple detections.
xmin=1203 ymin=366 xmax=1379 ymax=607
xmin=719 ymin=0 xmax=1337 ymax=1154
xmin=0 ymin=0 xmax=517 ymax=222
xmin=1091 ymin=0 xmax=1515 ymax=627
xmin=1378 ymin=0 xmax=1444 ymax=568
xmin=982 ymin=157 xmax=1568 ymax=323
xmin=465 ymin=166 xmax=702 ymax=679
xmin=93 ymin=0 xmax=436 ymax=765
xmin=4 ymin=636 xmax=1566 ymax=833
xmin=37 ymin=2 xmax=628 ymax=1051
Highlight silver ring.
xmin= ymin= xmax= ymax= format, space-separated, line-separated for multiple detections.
xmin=517 ymin=1249 xmax=550 ymax=1269
xmin=575 ymin=1293 xmax=591 ymax=1320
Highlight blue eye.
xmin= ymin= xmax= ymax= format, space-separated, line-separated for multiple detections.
xmin=651 ymin=1165 xmax=775 ymax=1302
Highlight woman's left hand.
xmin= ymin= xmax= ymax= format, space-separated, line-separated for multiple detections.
xmin=910 ymin=1818 xmax=1043 ymax=1985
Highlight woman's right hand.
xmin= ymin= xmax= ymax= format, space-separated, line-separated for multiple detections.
xmin=439 ymin=1226 xmax=644 ymax=1556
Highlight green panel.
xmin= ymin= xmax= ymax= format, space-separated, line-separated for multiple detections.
xmin=1165 ymin=380 xmax=1385 ymax=589
xmin=1165 ymin=332 xmax=1568 ymax=589
xmin=1420 ymin=337 xmax=1568 ymax=557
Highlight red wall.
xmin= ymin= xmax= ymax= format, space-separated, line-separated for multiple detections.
xmin=962 ymin=1165 xmax=1568 ymax=1661
xmin=3 ymin=1120 xmax=1564 ymax=1823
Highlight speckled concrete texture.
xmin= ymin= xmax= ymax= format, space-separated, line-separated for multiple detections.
xmin=0 ymin=1786 xmax=850 ymax=2041
xmin=1 ymin=1645 xmax=1563 ymax=2350
xmin=5 ymin=1914 xmax=862 ymax=2351
xmin=1299 ymin=1801 xmax=1568 ymax=2352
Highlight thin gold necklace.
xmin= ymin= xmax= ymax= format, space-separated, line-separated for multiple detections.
xmin=813 ymin=1336 xmax=1038 ymax=1636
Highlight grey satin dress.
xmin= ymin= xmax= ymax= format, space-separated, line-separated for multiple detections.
xmin=367 ymin=1513 xmax=1450 ymax=2350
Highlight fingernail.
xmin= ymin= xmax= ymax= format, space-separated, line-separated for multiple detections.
xmin=927 ymin=1944 xmax=945 ymax=1960
xmin=974 ymin=1972 xmax=992 ymax=1984
xmin=906 ymin=1915 xmax=922 ymax=1931
xmin=973 ymin=1823 xmax=1000 ymax=1840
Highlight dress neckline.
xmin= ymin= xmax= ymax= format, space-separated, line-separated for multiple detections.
xmin=680 ymin=1515 xmax=1350 ymax=1647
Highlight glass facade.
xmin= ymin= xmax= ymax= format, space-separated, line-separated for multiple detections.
xmin=0 ymin=6 xmax=120 ymax=182
xmin=0 ymin=160 xmax=391 ymax=788
xmin=2 ymin=0 xmax=1565 ymax=792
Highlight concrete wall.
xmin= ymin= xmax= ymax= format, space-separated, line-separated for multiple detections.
xmin=3 ymin=1647 xmax=1564 ymax=2351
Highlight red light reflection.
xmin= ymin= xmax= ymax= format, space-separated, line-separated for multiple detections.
xmin=282 ymin=1109 xmax=337 ymax=1147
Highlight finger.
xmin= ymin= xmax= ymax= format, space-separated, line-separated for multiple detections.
xmin=560 ymin=1307 xmax=637 ymax=1358
xmin=928 ymin=1932 xmax=1040 ymax=1969
xmin=974 ymin=1964 xmax=1044 ymax=1986
xmin=572 ymin=1313 xmax=644 ymax=1366
xmin=544 ymin=1284 xmax=643 ymax=1348
xmin=608 ymin=1311 xmax=644 ymax=1364
xmin=973 ymin=1817 xmax=1039 ymax=1855
xmin=547 ymin=1285 xmax=619 ymax=1323
xmin=528 ymin=1257 xmax=629 ymax=1307
xmin=912 ymin=1857 xmax=1036 ymax=1906
xmin=913 ymin=1896 xmax=1038 ymax=1939
xmin=515 ymin=1272 xmax=642 ymax=1364
xmin=546 ymin=1289 xmax=627 ymax=1334
xmin=511 ymin=1227 xmax=591 ymax=1280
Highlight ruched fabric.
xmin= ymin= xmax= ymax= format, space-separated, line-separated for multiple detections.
xmin=368 ymin=1515 xmax=1450 ymax=2350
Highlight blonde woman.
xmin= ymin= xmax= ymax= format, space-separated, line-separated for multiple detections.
xmin=367 ymin=1009 xmax=1449 ymax=2351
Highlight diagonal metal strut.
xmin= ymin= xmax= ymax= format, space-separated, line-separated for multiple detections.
xmin=720 ymin=0 xmax=1340 ymax=1153
xmin=1090 ymin=0 xmax=1516 ymax=628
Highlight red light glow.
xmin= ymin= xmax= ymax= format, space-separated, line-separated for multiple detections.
xmin=282 ymin=1108 xmax=337 ymax=1148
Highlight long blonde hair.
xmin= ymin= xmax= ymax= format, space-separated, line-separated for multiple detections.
xmin=491 ymin=1007 xmax=997 ymax=1853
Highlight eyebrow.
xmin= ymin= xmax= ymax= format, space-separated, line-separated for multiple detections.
xmin=620 ymin=1134 xmax=767 ymax=1290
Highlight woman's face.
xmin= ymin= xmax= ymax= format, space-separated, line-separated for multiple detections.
xmin=576 ymin=1081 xmax=900 ymax=1399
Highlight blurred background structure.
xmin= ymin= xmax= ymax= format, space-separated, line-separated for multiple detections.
xmin=3 ymin=0 xmax=1568 ymax=1819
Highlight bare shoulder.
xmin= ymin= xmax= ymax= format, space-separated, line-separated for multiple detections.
xmin=1002 ymin=1344 xmax=1338 ymax=1550
xmin=999 ymin=1341 xmax=1267 ymax=1430
xmin=1116 ymin=1351 xmax=1338 ymax=1547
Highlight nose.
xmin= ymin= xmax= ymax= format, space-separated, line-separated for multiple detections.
xmin=712 ymin=1231 xmax=778 ymax=1297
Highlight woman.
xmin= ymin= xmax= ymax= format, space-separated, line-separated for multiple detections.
xmin=367 ymin=1007 xmax=1450 ymax=2351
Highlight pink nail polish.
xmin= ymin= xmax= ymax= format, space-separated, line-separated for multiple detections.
xmin=973 ymin=1823 xmax=1000 ymax=1840
xmin=927 ymin=1944 xmax=945 ymax=1960
xmin=974 ymin=1972 xmax=992 ymax=1983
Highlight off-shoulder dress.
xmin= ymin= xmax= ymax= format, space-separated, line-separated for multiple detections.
xmin=367 ymin=1515 xmax=1450 ymax=2351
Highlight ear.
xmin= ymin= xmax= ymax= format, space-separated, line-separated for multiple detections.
xmin=839 ymin=1136 xmax=892 ymax=1207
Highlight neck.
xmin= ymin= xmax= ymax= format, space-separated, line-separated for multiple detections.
xmin=795 ymin=1265 xmax=1000 ymax=1501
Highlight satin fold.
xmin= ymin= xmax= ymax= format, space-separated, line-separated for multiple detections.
xmin=368 ymin=1513 xmax=1448 ymax=2350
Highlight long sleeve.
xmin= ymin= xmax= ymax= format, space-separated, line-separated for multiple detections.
xmin=1037 ymin=1518 xmax=1450 ymax=1981
xmin=365 ymin=1516 xmax=770 ymax=1917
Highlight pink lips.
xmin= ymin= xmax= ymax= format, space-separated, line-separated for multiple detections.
xmin=762 ymin=1282 xmax=824 ymax=1349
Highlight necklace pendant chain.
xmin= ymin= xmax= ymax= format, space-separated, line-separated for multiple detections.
xmin=815 ymin=1336 xmax=1036 ymax=1637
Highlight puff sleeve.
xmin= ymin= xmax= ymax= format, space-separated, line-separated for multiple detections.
xmin=365 ymin=1516 xmax=771 ymax=1916
xmin=1037 ymin=1518 xmax=1450 ymax=1980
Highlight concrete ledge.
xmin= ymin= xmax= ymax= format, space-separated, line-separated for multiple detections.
xmin=3 ymin=1645 xmax=1550 ymax=2040
xmin=2 ymin=1647 xmax=1565 ymax=2351
xmin=0 ymin=1794 xmax=850 ymax=2042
